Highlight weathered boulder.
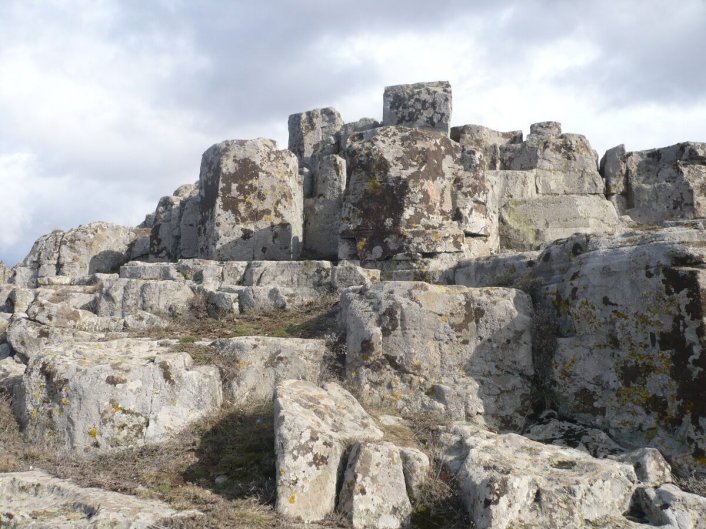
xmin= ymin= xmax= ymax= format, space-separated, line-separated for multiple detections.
xmin=499 ymin=195 xmax=619 ymax=250
xmin=456 ymin=227 xmax=706 ymax=472
xmin=451 ymin=124 xmax=523 ymax=170
xmin=57 ymin=222 xmax=138 ymax=277
xmin=612 ymin=448 xmax=673 ymax=487
xmin=448 ymin=425 xmax=639 ymax=529
xmin=14 ymin=339 xmax=222 ymax=450
xmin=304 ymin=154 xmax=346 ymax=258
xmin=119 ymin=262 xmax=181 ymax=281
xmin=211 ymin=336 xmax=326 ymax=402
xmin=243 ymin=260 xmax=332 ymax=288
xmin=636 ymin=484 xmax=706 ymax=529
xmin=11 ymin=230 xmax=64 ymax=287
xmin=288 ymin=107 xmax=343 ymax=167
xmin=601 ymin=142 xmax=706 ymax=225
xmin=149 ymin=183 xmax=200 ymax=260
xmin=27 ymin=299 xmax=124 ymax=332
xmin=94 ymin=277 xmax=195 ymax=318
xmin=340 ymin=127 xmax=475 ymax=260
xmin=198 ymin=138 xmax=303 ymax=260
xmin=382 ymin=81 xmax=452 ymax=134
xmin=0 ymin=355 xmax=25 ymax=394
xmin=339 ymin=442 xmax=413 ymax=529
xmin=341 ymin=281 xmax=533 ymax=429
xmin=0 ymin=470 xmax=197 ymax=527
xmin=274 ymin=380 xmax=383 ymax=523
xmin=339 ymin=117 xmax=380 ymax=152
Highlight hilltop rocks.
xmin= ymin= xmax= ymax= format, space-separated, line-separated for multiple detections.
xmin=0 ymin=470 xmax=197 ymax=528
xmin=340 ymin=127 xmax=475 ymax=261
xmin=14 ymin=339 xmax=222 ymax=449
xmin=198 ymin=138 xmax=302 ymax=261
xmin=601 ymin=142 xmax=706 ymax=225
xmin=288 ymin=107 xmax=343 ymax=167
xmin=211 ymin=336 xmax=327 ymax=402
xmin=456 ymin=227 xmax=706 ymax=472
xmin=149 ymin=183 xmax=200 ymax=260
xmin=448 ymin=426 xmax=639 ymax=529
xmin=11 ymin=223 xmax=140 ymax=288
xmin=383 ymin=81 xmax=452 ymax=134
xmin=274 ymin=380 xmax=383 ymax=522
xmin=341 ymin=281 xmax=533 ymax=429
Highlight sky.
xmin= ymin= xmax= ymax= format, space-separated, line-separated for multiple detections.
xmin=1 ymin=0 xmax=705 ymax=265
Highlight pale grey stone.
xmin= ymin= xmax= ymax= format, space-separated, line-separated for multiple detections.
xmin=274 ymin=380 xmax=383 ymax=523
xmin=0 ymin=470 xmax=198 ymax=527
xmin=15 ymin=339 xmax=222 ymax=450
xmin=303 ymin=197 xmax=342 ymax=259
xmin=523 ymin=416 xmax=626 ymax=458
xmin=454 ymin=251 xmax=540 ymax=288
xmin=198 ymin=138 xmax=303 ymax=260
xmin=339 ymin=442 xmax=412 ymax=529
xmin=237 ymin=286 xmax=320 ymax=313
xmin=213 ymin=336 xmax=326 ymax=403
xmin=383 ymin=81 xmax=452 ymax=134
xmin=94 ymin=277 xmax=195 ymax=318
xmin=399 ymin=446 xmax=431 ymax=502
xmin=637 ymin=484 xmax=706 ymax=529
xmin=331 ymin=261 xmax=380 ymax=289
xmin=56 ymin=222 xmax=138 ymax=277
xmin=339 ymin=117 xmax=380 ymax=152
xmin=600 ymin=144 xmax=627 ymax=196
xmin=612 ymin=448 xmax=673 ymax=487
xmin=450 ymin=425 xmax=638 ymax=529
xmin=243 ymin=260 xmax=332 ymax=288
xmin=119 ymin=262 xmax=181 ymax=281
xmin=341 ymin=281 xmax=533 ymax=430
xmin=451 ymin=124 xmax=523 ymax=170
xmin=288 ymin=107 xmax=343 ymax=167
xmin=499 ymin=195 xmax=619 ymax=250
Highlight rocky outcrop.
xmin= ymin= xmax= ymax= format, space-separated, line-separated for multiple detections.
xmin=197 ymin=138 xmax=302 ymax=260
xmin=446 ymin=425 xmax=640 ymax=529
xmin=14 ymin=339 xmax=222 ymax=449
xmin=288 ymin=107 xmax=343 ymax=168
xmin=601 ymin=142 xmax=706 ymax=225
xmin=0 ymin=470 xmax=197 ymax=527
xmin=274 ymin=380 xmax=383 ymax=523
xmin=456 ymin=226 xmax=706 ymax=473
xmin=211 ymin=336 xmax=326 ymax=402
xmin=341 ymin=281 xmax=533 ymax=429
xmin=11 ymin=223 xmax=140 ymax=288
xmin=383 ymin=81 xmax=452 ymax=134
xmin=149 ymin=183 xmax=200 ymax=260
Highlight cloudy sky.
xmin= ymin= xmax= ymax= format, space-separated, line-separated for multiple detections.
xmin=1 ymin=0 xmax=705 ymax=265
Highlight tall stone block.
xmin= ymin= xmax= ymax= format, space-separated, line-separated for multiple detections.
xmin=197 ymin=139 xmax=302 ymax=261
xmin=382 ymin=81 xmax=452 ymax=134
xmin=287 ymin=107 xmax=343 ymax=167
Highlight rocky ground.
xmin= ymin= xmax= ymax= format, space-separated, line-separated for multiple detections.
xmin=0 ymin=81 xmax=705 ymax=528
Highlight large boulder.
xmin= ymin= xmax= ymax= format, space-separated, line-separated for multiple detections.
xmin=149 ymin=183 xmax=200 ymax=260
xmin=340 ymin=126 xmax=483 ymax=261
xmin=0 ymin=470 xmax=197 ymax=527
xmin=601 ymin=142 xmax=706 ymax=225
xmin=456 ymin=227 xmax=706 ymax=473
xmin=197 ymin=138 xmax=303 ymax=260
xmin=11 ymin=230 xmax=64 ymax=287
xmin=447 ymin=425 xmax=639 ymax=529
xmin=211 ymin=336 xmax=326 ymax=402
xmin=57 ymin=222 xmax=139 ymax=277
xmin=636 ymin=484 xmax=706 ymax=529
xmin=274 ymin=380 xmax=383 ymax=523
xmin=382 ymin=81 xmax=452 ymax=134
xmin=288 ymin=107 xmax=343 ymax=168
xmin=341 ymin=281 xmax=533 ymax=430
xmin=451 ymin=124 xmax=523 ymax=170
xmin=14 ymin=338 xmax=222 ymax=450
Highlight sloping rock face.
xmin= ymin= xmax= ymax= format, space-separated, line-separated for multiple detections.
xmin=274 ymin=380 xmax=384 ymax=523
xmin=456 ymin=227 xmax=706 ymax=472
xmin=341 ymin=281 xmax=533 ymax=429
xmin=197 ymin=138 xmax=302 ymax=260
xmin=0 ymin=470 xmax=196 ymax=528
xmin=12 ymin=223 xmax=139 ymax=288
xmin=446 ymin=425 xmax=640 ymax=529
xmin=383 ymin=81 xmax=452 ymax=134
xmin=14 ymin=339 xmax=222 ymax=450
xmin=602 ymin=142 xmax=706 ymax=225
xmin=340 ymin=126 xmax=485 ymax=262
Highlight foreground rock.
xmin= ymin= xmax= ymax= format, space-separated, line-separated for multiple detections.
xmin=274 ymin=380 xmax=383 ymax=523
xmin=341 ymin=281 xmax=533 ymax=429
xmin=447 ymin=425 xmax=640 ymax=529
xmin=197 ymin=138 xmax=303 ymax=260
xmin=455 ymin=227 xmax=706 ymax=473
xmin=14 ymin=339 xmax=222 ymax=450
xmin=0 ymin=470 xmax=197 ymax=528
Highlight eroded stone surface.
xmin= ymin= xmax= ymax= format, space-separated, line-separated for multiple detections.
xmin=0 ymin=470 xmax=196 ymax=528
xmin=274 ymin=380 xmax=383 ymax=523
xmin=198 ymin=138 xmax=302 ymax=260
xmin=383 ymin=81 xmax=452 ymax=134
xmin=14 ymin=339 xmax=222 ymax=450
xmin=341 ymin=281 xmax=533 ymax=429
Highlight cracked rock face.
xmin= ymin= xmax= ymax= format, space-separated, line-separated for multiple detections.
xmin=0 ymin=470 xmax=196 ymax=528
xmin=383 ymin=81 xmax=452 ymax=134
xmin=274 ymin=380 xmax=383 ymax=523
xmin=197 ymin=138 xmax=303 ymax=261
xmin=14 ymin=339 xmax=222 ymax=450
xmin=340 ymin=126 xmax=483 ymax=260
xmin=341 ymin=281 xmax=533 ymax=429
